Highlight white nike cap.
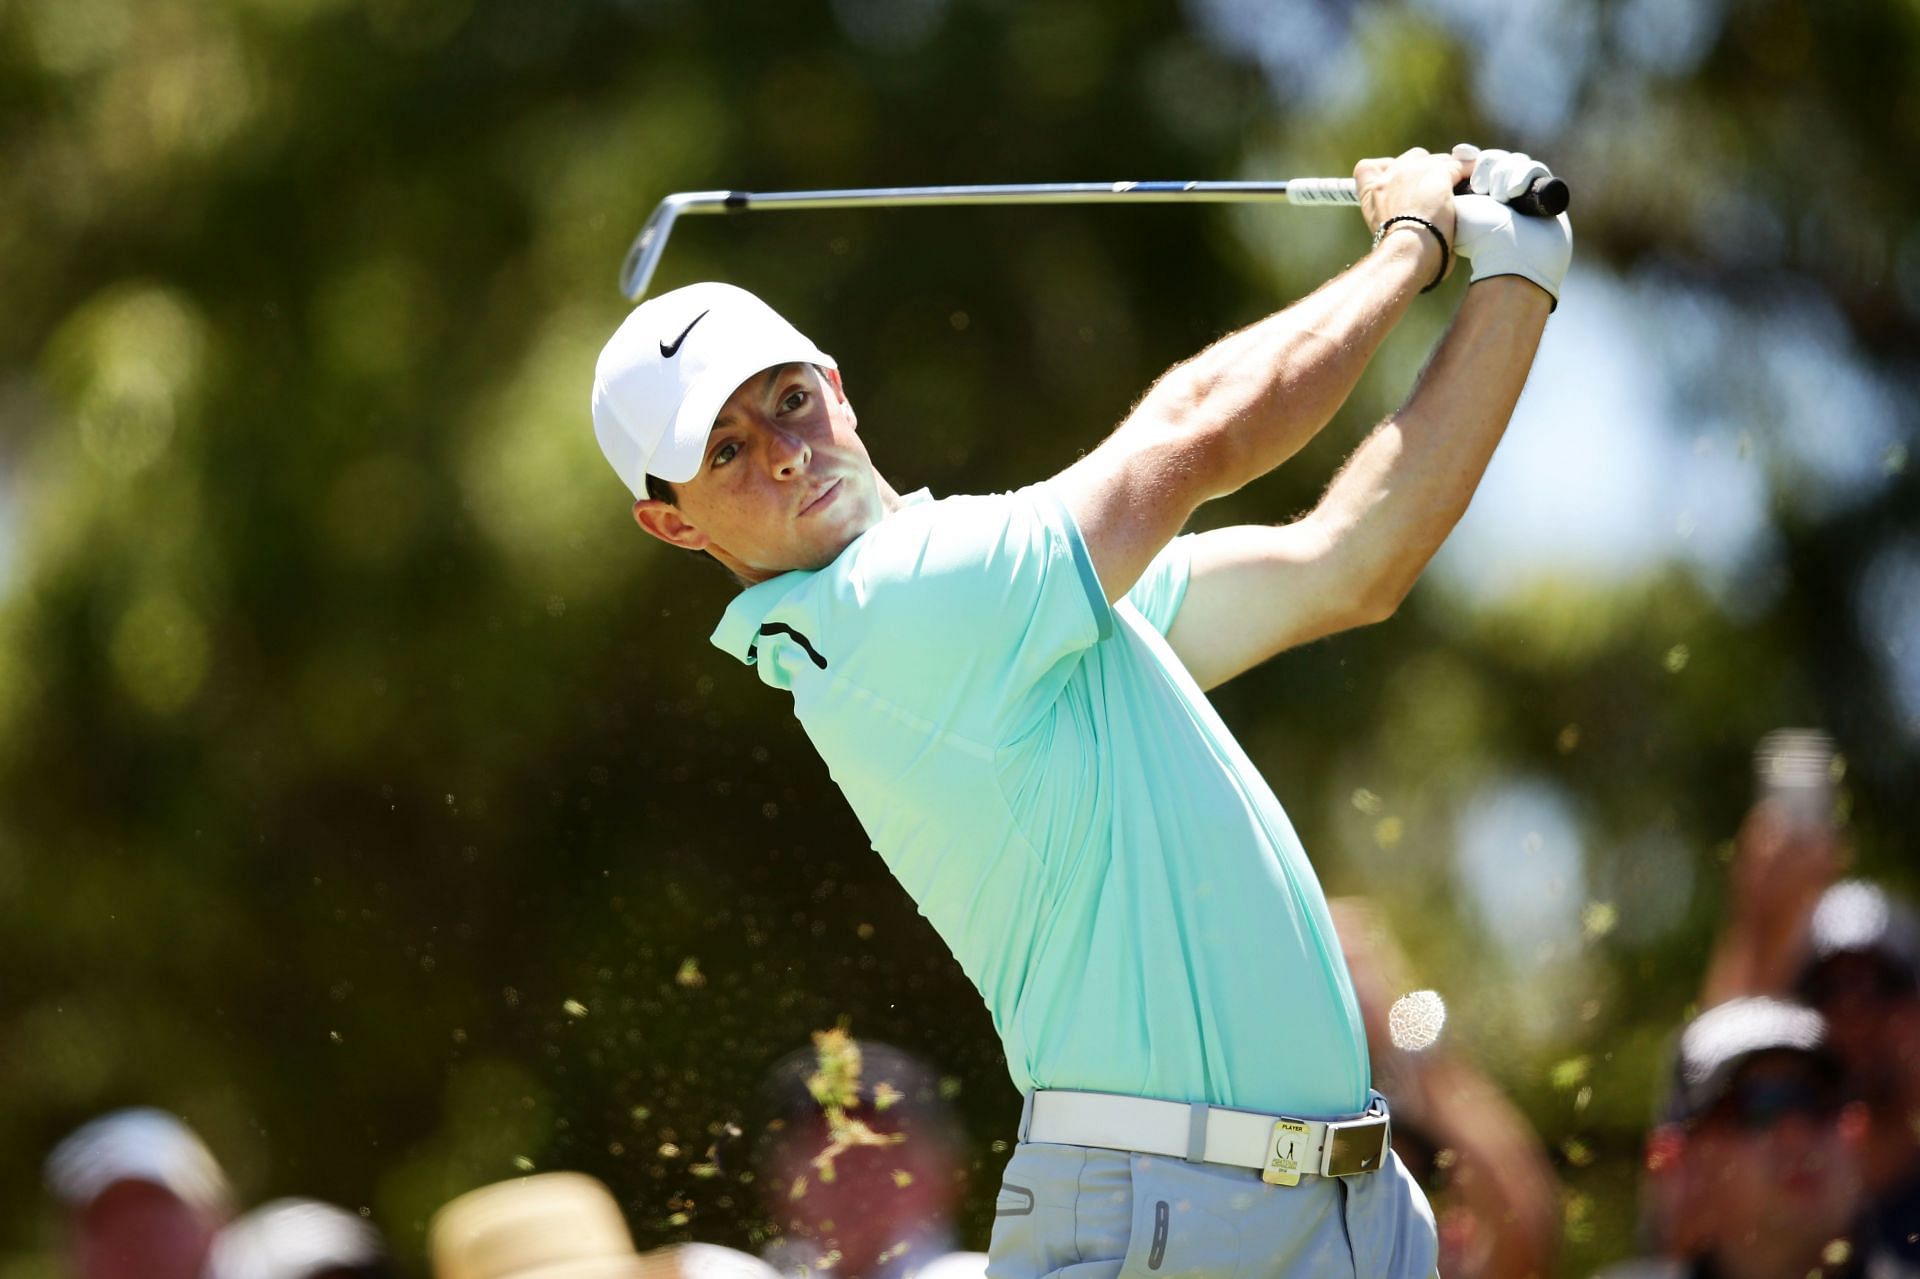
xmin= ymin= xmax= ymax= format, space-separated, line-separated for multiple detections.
xmin=592 ymin=282 xmax=837 ymax=499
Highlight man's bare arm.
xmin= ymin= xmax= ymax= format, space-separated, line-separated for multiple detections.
xmin=1050 ymin=148 xmax=1465 ymax=603
xmin=1698 ymin=800 xmax=1844 ymax=1009
xmin=1164 ymin=276 xmax=1551 ymax=689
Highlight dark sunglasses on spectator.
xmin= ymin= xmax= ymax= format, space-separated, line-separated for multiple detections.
xmin=1803 ymin=959 xmax=1918 ymax=1007
xmin=1706 ymin=1077 xmax=1842 ymax=1132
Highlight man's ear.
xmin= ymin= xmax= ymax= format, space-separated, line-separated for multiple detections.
xmin=633 ymin=498 xmax=710 ymax=552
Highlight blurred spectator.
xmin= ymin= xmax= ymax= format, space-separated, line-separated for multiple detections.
xmin=431 ymin=1171 xmax=777 ymax=1279
xmin=1607 ymin=997 xmax=1869 ymax=1279
xmin=1796 ymin=880 xmax=1920 ymax=1269
xmin=43 ymin=1107 xmax=232 ymax=1279
xmin=1690 ymin=728 xmax=1920 ymax=1269
xmin=1330 ymin=899 xmax=1559 ymax=1279
xmin=206 ymin=1198 xmax=392 ymax=1279
xmin=754 ymin=1034 xmax=985 ymax=1279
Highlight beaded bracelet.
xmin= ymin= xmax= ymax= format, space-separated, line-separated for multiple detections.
xmin=1373 ymin=214 xmax=1450 ymax=293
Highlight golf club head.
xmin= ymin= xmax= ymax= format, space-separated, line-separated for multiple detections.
xmin=620 ymin=191 xmax=731 ymax=301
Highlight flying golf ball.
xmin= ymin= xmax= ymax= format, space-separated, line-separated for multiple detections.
xmin=1388 ymin=989 xmax=1447 ymax=1052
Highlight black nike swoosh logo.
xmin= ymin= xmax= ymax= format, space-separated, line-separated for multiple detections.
xmin=659 ymin=310 xmax=709 ymax=357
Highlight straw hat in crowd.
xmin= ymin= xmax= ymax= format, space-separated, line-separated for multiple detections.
xmin=430 ymin=1171 xmax=776 ymax=1279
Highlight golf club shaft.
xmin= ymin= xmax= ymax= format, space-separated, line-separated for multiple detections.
xmin=619 ymin=176 xmax=1570 ymax=300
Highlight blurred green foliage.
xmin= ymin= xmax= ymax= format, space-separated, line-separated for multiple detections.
xmin=0 ymin=0 xmax=1915 ymax=1273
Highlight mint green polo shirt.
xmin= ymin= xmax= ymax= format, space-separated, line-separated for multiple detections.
xmin=711 ymin=484 xmax=1369 ymax=1117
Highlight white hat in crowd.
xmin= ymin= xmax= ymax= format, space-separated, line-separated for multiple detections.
xmin=44 ymin=1107 xmax=231 ymax=1212
xmin=1803 ymin=879 xmax=1920 ymax=985
xmin=1669 ymin=995 xmax=1839 ymax=1121
xmin=205 ymin=1198 xmax=388 ymax=1279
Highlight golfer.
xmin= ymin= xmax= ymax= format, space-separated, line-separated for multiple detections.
xmin=591 ymin=144 xmax=1571 ymax=1277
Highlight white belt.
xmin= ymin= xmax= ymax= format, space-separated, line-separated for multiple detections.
xmin=1022 ymin=1089 xmax=1391 ymax=1185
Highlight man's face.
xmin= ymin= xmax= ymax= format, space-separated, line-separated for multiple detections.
xmin=634 ymin=363 xmax=889 ymax=581
xmin=1680 ymin=1054 xmax=1863 ymax=1258
xmin=1806 ymin=952 xmax=1920 ymax=1192
xmin=70 ymin=1180 xmax=218 ymax=1279
xmin=1805 ymin=952 xmax=1920 ymax=1106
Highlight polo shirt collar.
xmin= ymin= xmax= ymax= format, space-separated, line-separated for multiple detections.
xmin=711 ymin=571 xmax=807 ymax=665
xmin=709 ymin=488 xmax=934 ymax=665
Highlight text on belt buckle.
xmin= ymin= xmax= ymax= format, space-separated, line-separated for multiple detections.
xmin=1318 ymin=1114 xmax=1390 ymax=1177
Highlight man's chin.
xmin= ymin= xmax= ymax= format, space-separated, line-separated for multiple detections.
xmin=740 ymin=532 xmax=860 ymax=579
xmin=798 ymin=530 xmax=862 ymax=571
xmin=737 ymin=508 xmax=880 ymax=579
xmin=801 ymin=507 xmax=883 ymax=568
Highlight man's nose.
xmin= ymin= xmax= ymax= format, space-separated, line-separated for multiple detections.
xmin=767 ymin=424 xmax=810 ymax=477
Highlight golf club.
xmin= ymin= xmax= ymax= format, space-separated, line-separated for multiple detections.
xmin=619 ymin=174 xmax=1571 ymax=300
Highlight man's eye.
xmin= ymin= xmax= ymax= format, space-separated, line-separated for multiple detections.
xmin=711 ymin=442 xmax=738 ymax=467
xmin=780 ymin=390 xmax=808 ymax=414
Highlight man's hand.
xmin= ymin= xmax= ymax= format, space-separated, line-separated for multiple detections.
xmin=1453 ymin=194 xmax=1573 ymax=306
xmin=1698 ymin=797 xmax=1846 ymax=1009
xmin=1731 ymin=799 xmax=1846 ymax=935
xmin=1050 ymin=143 xmax=1547 ymax=618
xmin=1456 ymin=144 xmax=1555 ymax=204
xmin=1354 ymin=146 xmax=1472 ymax=265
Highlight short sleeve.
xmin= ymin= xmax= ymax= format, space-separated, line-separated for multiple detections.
xmin=1124 ymin=535 xmax=1196 ymax=636
xmin=825 ymin=483 xmax=1111 ymax=739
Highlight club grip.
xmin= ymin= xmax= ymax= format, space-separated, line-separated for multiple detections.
xmin=1455 ymin=175 xmax=1570 ymax=217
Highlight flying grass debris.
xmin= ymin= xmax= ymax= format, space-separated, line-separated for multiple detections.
xmin=800 ymin=1027 xmax=904 ymax=1188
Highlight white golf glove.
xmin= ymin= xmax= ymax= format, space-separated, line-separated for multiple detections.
xmin=1463 ymin=146 xmax=1554 ymax=204
xmin=1453 ymin=194 xmax=1573 ymax=308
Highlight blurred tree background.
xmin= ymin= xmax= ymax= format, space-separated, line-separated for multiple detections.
xmin=0 ymin=0 xmax=1916 ymax=1272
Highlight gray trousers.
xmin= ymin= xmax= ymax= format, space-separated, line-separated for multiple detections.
xmin=986 ymin=1142 xmax=1439 ymax=1279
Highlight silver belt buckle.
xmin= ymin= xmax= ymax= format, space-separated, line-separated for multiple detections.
xmin=1318 ymin=1114 xmax=1390 ymax=1177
